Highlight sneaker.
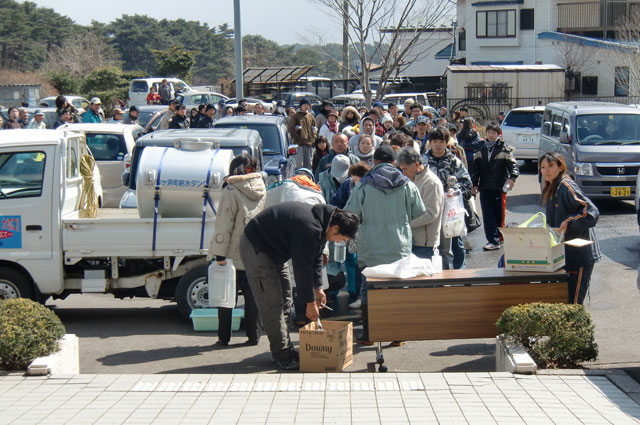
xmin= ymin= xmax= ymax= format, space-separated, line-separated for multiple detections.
xmin=275 ymin=356 xmax=299 ymax=371
xmin=348 ymin=299 xmax=362 ymax=309
xmin=482 ymin=243 xmax=501 ymax=251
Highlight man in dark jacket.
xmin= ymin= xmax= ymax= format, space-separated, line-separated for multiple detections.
xmin=197 ymin=104 xmax=216 ymax=128
xmin=169 ymin=105 xmax=189 ymax=129
xmin=239 ymin=203 xmax=359 ymax=371
xmin=315 ymin=133 xmax=360 ymax=181
xmin=158 ymin=79 xmax=171 ymax=105
xmin=472 ymin=122 xmax=519 ymax=251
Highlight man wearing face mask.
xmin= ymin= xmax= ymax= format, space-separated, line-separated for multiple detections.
xmin=318 ymin=154 xmax=350 ymax=203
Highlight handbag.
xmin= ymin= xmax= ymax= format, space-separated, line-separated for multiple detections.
xmin=464 ymin=195 xmax=481 ymax=233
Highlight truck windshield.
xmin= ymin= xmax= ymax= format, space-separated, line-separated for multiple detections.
xmin=503 ymin=111 xmax=543 ymax=128
xmin=0 ymin=151 xmax=46 ymax=199
xmin=214 ymin=123 xmax=281 ymax=155
xmin=576 ymin=114 xmax=640 ymax=145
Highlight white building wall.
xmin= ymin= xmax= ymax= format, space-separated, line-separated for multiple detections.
xmin=455 ymin=0 xmax=639 ymax=97
xmin=393 ymin=30 xmax=454 ymax=77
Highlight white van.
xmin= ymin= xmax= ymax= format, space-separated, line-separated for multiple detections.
xmin=538 ymin=101 xmax=640 ymax=200
xmin=128 ymin=78 xmax=192 ymax=106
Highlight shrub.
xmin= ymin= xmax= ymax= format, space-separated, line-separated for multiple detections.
xmin=496 ymin=303 xmax=598 ymax=369
xmin=0 ymin=299 xmax=65 ymax=371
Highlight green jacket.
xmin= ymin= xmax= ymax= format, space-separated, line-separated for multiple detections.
xmin=345 ymin=163 xmax=426 ymax=268
xmin=318 ymin=170 xmax=340 ymax=202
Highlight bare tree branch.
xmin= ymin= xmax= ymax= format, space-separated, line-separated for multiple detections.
xmin=313 ymin=0 xmax=454 ymax=106
xmin=41 ymin=31 xmax=119 ymax=78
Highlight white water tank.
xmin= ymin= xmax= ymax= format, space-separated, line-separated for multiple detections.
xmin=136 ymin=140 xmax=233 ymax=218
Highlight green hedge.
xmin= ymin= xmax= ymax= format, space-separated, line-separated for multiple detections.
xmin=0 ymin=299 xmax=66 ymax=371
xmin=496 ymin=303 xmax=598 ymax=369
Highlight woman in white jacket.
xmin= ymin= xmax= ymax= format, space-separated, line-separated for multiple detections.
xmin=318 ymin=109 xmax=340 ymax=141
xmin=209 ymin=153 xmax=266 ymax=346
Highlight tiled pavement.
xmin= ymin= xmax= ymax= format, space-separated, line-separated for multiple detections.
xmin=1 ymin=372 xmax=639 ymax=425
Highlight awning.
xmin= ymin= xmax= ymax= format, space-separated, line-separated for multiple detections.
xmin=237 ymin=66 xmax=313 ymax=85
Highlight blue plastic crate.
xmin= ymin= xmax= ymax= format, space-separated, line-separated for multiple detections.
xmin=190 ymin=308 xmax=244 ymax=332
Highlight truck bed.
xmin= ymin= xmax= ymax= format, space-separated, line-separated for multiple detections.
xmin=62 ymin=208 xmax=215 ymax=258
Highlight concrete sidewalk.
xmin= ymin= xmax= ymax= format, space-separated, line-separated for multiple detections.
xmin=1 ymin=372 xmax=639 ymax=425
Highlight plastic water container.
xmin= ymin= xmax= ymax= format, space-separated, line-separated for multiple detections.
xmin=332 ymin=241 xmax=347 ymax=262
xmin=190 ymin=308 xmax=244 ymax=332
xmin=208 ymin=260 xmax=236 ymax=308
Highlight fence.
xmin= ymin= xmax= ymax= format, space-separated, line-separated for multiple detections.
xmin=432 ymin=95 xmax=640 ymax=123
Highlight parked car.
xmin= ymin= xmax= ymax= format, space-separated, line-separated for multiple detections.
xmin=38 ymin=95 xmax=89 ymax=110
xmin=277 ymin=92 xmax=322 ymax=109
xmin=501 ymin=106 xmax=544 ymax=162
xmin=538 ymin=101 xmax=640 ymax=200
xmin=635 ymin=170 xmax=640 ymax=229
xmin=382 ymin=92 xmax=432 ymax=108
xmin=224 ymin=97 xmax=275 ymax=113
xmin=59 ymin=123 xmax=144 ymax=207
xmin=330 ymin=93 xmax=366 ymax=108
xmin=128 ymin=78 xmax=192 ymax=106
xmin=119 ymin=128 xmax=264 ymax=209
xmin=135 ymin=105 xmax=167 ymax=133
xmin=177 ymin=91 xmax=228 ymax=110
xmin=213 ymin=115 xmax=297 ymax=186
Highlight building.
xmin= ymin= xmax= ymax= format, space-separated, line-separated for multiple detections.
xmin=370 ymin=27 xmax=454 ymax=93
xmin=445 ymin=64 xmax=565 ymax=117
xmin=454 ymin=0 xmax=639 ymax=98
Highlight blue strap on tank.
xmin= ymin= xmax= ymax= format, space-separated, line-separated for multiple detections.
xmin=200 ymin=148 xmax=220 ymax=250
xmin=152 ymin=147 xmax=169 ymax=254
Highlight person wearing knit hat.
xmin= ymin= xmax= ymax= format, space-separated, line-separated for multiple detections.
xmin=380 ymin=113 xmax=393 ymax=134
xmin=402 ymin=98 xmax=415 ymax=118
xmin=318 ymin=109 xmax=340 ymax=141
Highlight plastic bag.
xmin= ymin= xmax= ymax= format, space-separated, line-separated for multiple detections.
xmin=442 ymin=188 xmax=466 ymax=238
xmin=361 ymin=254 xmax=434 ymax=279
xmin=518 ymin=212 xmax=563 ymax=246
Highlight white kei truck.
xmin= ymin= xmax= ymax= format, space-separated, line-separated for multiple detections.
xmin=0 ymin=129 xmax=233 ymax=319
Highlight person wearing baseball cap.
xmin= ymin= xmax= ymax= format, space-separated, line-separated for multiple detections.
xmin=27 ymin=109 xmax=46 ymax=129
xmin=318 ymin=154 xmax=350 ymax=202
xmin=414 ymin=115 xmax=431 ymax=153
xmin=81 ymin=97 xmax=103 ymax=123
xmin=344 ymin=142 xmax=425 ymax=345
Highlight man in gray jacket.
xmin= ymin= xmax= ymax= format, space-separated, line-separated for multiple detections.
xmin=397 ymin=147 xmax=444 ymax=260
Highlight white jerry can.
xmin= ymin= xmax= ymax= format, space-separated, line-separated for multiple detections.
xmin=208 ymin=260 xmax=236 ymax=308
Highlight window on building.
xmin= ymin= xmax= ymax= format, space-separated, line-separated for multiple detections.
xmin=520 ymin=9 xmax=534 ymax=30
xmin=581 ymin=76 xmax=598 ymax=95
xmin=476 ymin=10 xmax=516 ymax=38
xmin=459 ymin=29 xmax=466 ymax=51
xmin=615 ymin=66 xmax=630 ymax=96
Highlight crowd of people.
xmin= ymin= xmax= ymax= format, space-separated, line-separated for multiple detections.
xmin=1 ymin=90 xmax=600 ymax=371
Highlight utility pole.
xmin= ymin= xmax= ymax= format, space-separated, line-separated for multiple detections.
xmin=234 ymin=0 xmax=244 ymax=100
xmin=342 ymin=0 xmax=349 ymax=82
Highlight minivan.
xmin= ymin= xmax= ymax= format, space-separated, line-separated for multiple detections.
xmin=501 ymin=106 xmax=544 ymax=162
xmin=538 ymin=101 xmax=640 ymax=200
xmin=128 ymin=78 xmax=192 ymax=106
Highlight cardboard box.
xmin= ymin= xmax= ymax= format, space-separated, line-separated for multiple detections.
xmin=299 ymin=320 xmax=353 ymax=373
xmin=190 ymin=308 xmax=244 ymax=332
xmin=500 ymin=227 xmax=565 ymax=272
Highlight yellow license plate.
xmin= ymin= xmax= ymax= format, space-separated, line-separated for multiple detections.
xmin=611 ymin=187 xmax=631 ymax=197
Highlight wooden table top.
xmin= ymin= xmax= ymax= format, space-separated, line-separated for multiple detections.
xmin=366 ymin=268 xmax=568 ymax=289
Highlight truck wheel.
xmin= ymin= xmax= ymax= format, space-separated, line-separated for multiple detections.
xmin=175 ymin=265 xmax=209 ymax=320
xmin=0 ymin=267 xmax=34 ymax=300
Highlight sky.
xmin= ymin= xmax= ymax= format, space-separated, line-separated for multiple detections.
xmin=26 ymin=0 xmax=344 ymax=45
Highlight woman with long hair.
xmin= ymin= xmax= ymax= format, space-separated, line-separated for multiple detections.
xmin=540 ymin=152 xmax=601 ymax=304
xmin=311 ymin=135 xmax=330 ymax=175
xmin=209 ymin=153 xmax=266 ymax=346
